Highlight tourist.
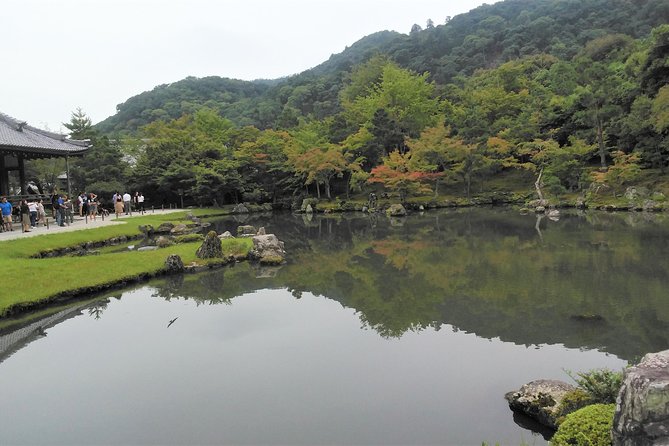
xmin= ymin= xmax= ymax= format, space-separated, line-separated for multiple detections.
xmin=88 ymin=192 xmax=98 ymax=221
xmin=137 ymin=192 xmax=145 ymax=213
xmin=55 ymin=195 xmax=66 ymax=227
xmin=20 ymin=199 xmax=31 ymax=232
xmin=50 ymin=191 xmax=59 ymax=218
xmin=114 ymin=192 xmax=124 ymax=218
xmin=28 ymin=200 xmax=38 ymax=228
xmin=63 ymin=195 xmax=74 ymax=224
xmin=0 ymin=196 xmax=13 ymax=231
xmin=122 ymin=191 xmax=131 ymax=215
xmin=79 ymin=193 xmax=88 ymax=217
xmin=36 ymin=199 xmax=46 ymax=226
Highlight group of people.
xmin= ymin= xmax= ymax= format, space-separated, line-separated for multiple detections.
xmin=0 ymin=191 xmax=148 ymax=233
xmin=1 ymin=196 xmax=48 ymax=232
xmin=111 ymin=192 xmax=145 ymax=217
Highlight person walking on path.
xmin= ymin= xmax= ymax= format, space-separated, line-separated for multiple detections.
xmin=137 ymin=192 xmax=145 ymax=213
xmin=114 ymin=192 xmax=124 ymax=218
xmin=123 ymin=192 xmax=132 ymax=215
xmin=0 ymin=197 xmax=13 ymax=231
xmin=20 ymin=200 xmax=31 ymax=232
xmin=28 ymin=200 xmax=38 ymax=228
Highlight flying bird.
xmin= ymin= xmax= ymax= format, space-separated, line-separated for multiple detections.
xmin=167 ymin=317 xmax=178 ymax=328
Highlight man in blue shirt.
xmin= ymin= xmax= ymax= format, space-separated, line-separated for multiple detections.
xmin=0 ymin=196 xmax=13 ymax=231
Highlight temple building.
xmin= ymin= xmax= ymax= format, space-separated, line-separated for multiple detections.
xmin=0 ymin=112 xmax=90 ymax=196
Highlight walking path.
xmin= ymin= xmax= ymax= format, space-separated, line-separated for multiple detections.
xmin=0 ymin=209 xmax=184 ymax=242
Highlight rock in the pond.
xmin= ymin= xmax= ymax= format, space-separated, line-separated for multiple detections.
xmin=505 ymin=379 xmax=577 ymax=429
xmin=164 ymin=254 xmax=185 ymax=273
xmin=196 ymin=231 xmax=223 ymax=259
xmin=386 ymin=203 xmax=407 ymax=217
xmin=237 ymin=225 xmax=256 ymax=237
xmin=257 ymin=227 xmax=266 ymax=235
xmin=613 ymin=349 xmax=669 ymax=446
xmin=249 ymin=234 xmax=286 ymax=265
xmin=232 ymin=203 xmax=249 ymax=214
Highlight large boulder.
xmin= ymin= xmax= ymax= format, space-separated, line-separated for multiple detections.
xmin=164 ymin=254 xmax=184 ymax=273
xmin=232 ymin=203 xmax=249 ymax=214
xmin=249 ymin=234 xmax=286 ymax=265
xmin=156 ymin=222 xmax=175 ymax=233
xmin=505 ymin=379 xmax=578 ymax=429
xmin=386 ymin=203 xmax=407 ymax=217
xmin=613 ymin=349 xmax=669 ymax=446
xmin=196 ymin=231 xmax=223 ymax=259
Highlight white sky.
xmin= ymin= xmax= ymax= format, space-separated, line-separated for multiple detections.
xmin=2 ymin=0 xmax=488 ymax=133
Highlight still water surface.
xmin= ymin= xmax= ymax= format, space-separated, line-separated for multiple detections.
xmin=2 ymin=208 xmax=668 ymax=445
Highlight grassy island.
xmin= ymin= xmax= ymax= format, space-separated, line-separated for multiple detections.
xmin=0 ymin=210 xmax=252 ymax=317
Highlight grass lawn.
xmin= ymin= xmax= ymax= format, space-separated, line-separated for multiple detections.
xmin=0 ymin=209 xmax=252 ymax=317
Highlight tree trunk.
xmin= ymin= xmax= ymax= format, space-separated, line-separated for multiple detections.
xmin=324 ymin=178 xmax=331 ymax=200
xmin=595 ymin=109 xmax=607 ymax=169
xmin=535 ymin=168 xmax=544 ymax=201
xmin=316 ymin=182 xmax=321 ymax=199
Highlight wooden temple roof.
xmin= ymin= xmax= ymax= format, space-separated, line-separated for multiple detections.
xmin=0 ymin=112 xmax=90 ymax=157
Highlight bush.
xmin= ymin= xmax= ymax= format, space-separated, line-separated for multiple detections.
xmin=566 ymin=368 xmax=623 ymax=404
xmin=550 ymin=404 xmax=615 ymax=446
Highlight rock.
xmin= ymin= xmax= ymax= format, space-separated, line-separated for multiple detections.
xmin=218 ymin=231 xmax=235 ymax=239
xmin=529 ymin=199 xmax=550 ymax=208
xmin=613 ymin=349 xmax=669 ymax=446
xmin=196 ymin=231 xmax=223 ymax=259
xmin=156 ymin=236 xmax=173 ymax=248
xmin=249 ymin=234 xmax=286 ymax=265
xmin=164 ymin=254 xmax=184 ymax=273
xmin=137 ymin=246 xmax=158 ymax=251
xmin=305 ymin=204 xmax=314 ymax=214
xmin=301 ymin=198 xmax=318 ymax=213
xmin=575 ymin=198 xmax=587 ymax=209
xmin=237 ymin=225 xmax=256 ymax=237
xmin=643 ymin=200 xmax=662 ymax=212
xmin=156 ymin=222 xmax=174 ymax=233
xmin=362 ymin=206 xmax=368 ymax=213
xmin=505 ymin=379 xmax=578 ymax=429
xmin=170 ymin=224 xmax=189 ymax=234
xmin=138 ymin=224 xmax=154 ymax=236
xmin=232 ymin=203 xmax=249 ymax=214
xmin=257 ymin=227 xmax=266 ymax=235
xmin=535 ymin=206 xmax=546 ymax=213
xmin=386 ymin=203 xmax=407 ymax=217
xmin=625 ymin=187 xmax=640 ymax=201
xmin=418 ymin=205 xmax=425 ymax=211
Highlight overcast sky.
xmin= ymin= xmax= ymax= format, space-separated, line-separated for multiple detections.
xmin=2 ymin=0 xmax=488 ymax=133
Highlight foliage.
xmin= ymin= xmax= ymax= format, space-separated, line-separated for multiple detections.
xmin=550 ymin=404 xmax=615 ymax=446
xmin=367 ymin=151 xmax=434 ymax=201
xmin=566 ymin=368 xmax=624 ymax=404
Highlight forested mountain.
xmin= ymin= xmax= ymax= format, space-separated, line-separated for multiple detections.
xmin=95 ymin=0 xmax=669 ymax=134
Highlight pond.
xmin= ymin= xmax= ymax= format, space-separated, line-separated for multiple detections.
xmin=1 ymin=208 xmax=668 ymax=445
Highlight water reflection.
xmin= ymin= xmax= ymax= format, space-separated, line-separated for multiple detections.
xmin=205 ymin=208 xmax=669 ymax=360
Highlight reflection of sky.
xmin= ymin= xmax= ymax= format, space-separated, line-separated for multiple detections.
xmin=0 ymin=288 xmax=625 ymax=445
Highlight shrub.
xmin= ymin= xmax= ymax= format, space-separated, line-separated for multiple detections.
xmin=566 ymin=368 xmax=623 ymax=404
xmin=550 ymin=404 xmax=615 ymax=446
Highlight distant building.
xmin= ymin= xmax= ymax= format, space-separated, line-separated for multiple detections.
xmin=0 ymin=112 xmax=90 ymax=196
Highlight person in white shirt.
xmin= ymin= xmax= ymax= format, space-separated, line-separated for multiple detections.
xmin=122 ymin=192 xmax=132 ymax=215
xmin=137 ymin=192 xmax=145 ymax=213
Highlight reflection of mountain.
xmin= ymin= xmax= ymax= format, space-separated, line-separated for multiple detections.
xmin=150 ymin=209 xmax=669 ymax=361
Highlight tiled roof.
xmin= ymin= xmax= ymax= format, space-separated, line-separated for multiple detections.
xmin=0 ymin=112 xmax=90 ymax=156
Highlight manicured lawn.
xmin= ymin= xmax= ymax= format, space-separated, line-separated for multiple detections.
xmin=0 ymin=210 xmax=252 ymax=317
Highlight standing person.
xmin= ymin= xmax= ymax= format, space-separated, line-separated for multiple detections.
xmin=122 ymin=192 xmax=131 ymax=215
xmin=63 ymin=195 xmax=74 ymax=224
xmin=56 ymin=194 xmax=66 ymax=227
xmin=114 ymin=192 xmax=124 ymax=218
xmin=133 ymin=192 xmax=139 ymax=211
xmin=50 ymin=191 xmax=59 ymax=218
xmin=20 ymin=199 xmax=31 ymax=232
xmin=88 ymin=192 xmax=98 ymax=221
xmin=28 ymin=200 xmax=38 ymax=228
xmin=1 ymin=196 xmax=13 ymax=231
xmin=36 ymin=199 xmax=46 ymax=226
xmin=137 ymin=192 xmax=145 ymax=213
xmin=79 ymin=193 xmax=89 ymax=217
